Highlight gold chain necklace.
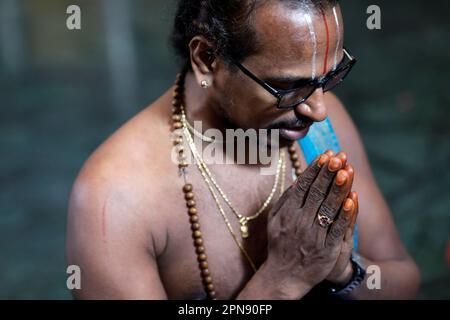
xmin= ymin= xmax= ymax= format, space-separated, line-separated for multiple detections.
xmin=182 ymin=113 xmax=217 ymax=143
xmin=183 ymin=126 xmax=262 ymax=272
xmin=181 ymin=107 xmax=284 ymax=238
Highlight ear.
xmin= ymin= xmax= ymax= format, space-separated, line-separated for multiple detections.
xmin=189 ymin=36 xmax=217 ymax=87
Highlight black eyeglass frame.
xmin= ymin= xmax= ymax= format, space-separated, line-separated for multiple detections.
xmin=232 ymin=47 xmax=357 ymax=109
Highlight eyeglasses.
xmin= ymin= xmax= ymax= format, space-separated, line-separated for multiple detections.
xmin=233 ymin=47 xmax=357 ymax=109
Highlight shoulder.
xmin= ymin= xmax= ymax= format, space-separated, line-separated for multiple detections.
xmin=324 ymin=92 xmax=369 ymax=172
xmin=67 ymin=89 xmax=179 ymax=259
xmin=65 ymin=89 xmax=183 ymax=299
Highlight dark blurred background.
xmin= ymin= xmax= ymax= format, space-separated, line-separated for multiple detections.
xmin=0 ymin=0 xmax=449 ymax=299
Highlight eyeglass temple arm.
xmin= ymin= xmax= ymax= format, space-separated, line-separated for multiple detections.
xmin=343 ymin=47 xmax=354 ymax=61
xmin=233 ymin=61 xmax=281 ymax=97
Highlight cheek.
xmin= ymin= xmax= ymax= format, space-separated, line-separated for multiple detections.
xmin=218 ymin=76 xmax=275 ymax=125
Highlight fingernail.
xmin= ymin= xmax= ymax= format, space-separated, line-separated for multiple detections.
xmin=328 ymin=157 xmax=342 ymax=172
xmin=344 ymin=198 xmax=354 ymax=211
xmin=314 ymin=155 xmax=321 ymax=163
xmin=318 ymin=155 xmax=328 ymax=167
xmin=337 ymin=152 xmax=347 ymax=164
xmin=301 ymin=104 xmax=312 ymax=113
xmin=325 ymin=150 xmax=334 ymax=157
xmin=345 ymin=164 xmax=354 ymax=176
xmin=336 ymin=170 xmax=348 ymax=186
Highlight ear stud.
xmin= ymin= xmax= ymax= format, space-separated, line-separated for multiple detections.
xmin=201 ymin=80 xmax=209 ymax=88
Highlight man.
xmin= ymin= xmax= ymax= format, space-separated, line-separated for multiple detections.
xmin=66 ymin=0 xmax=420 ymax=299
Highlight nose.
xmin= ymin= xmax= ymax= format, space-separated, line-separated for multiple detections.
xmin=293 ymin=88 xmax=328 ymax=123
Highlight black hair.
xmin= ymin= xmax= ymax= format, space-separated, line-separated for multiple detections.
xmin=171 ymin=0 xmax=338 ymax=69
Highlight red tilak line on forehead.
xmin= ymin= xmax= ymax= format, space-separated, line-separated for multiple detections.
xmin=320 ymin=8 xmax=330 ymax=75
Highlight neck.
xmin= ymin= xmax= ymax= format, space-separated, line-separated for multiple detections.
xmin=183 ymin=71 xmax=230 ymax=134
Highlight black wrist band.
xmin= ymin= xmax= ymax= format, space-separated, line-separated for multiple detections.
xmin=330 ymin=253 xmax=366 ymax=298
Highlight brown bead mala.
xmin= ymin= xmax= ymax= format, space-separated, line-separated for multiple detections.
xmin=171 ymin=69 xmax=302 ymax=300
xmin=171 ymin=69 xmax=217 ymax=299
xmin=288 ymin=143 xmax=303 ymax=177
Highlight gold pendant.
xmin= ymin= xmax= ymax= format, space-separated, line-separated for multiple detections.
xmin=240 ymin=218 xmax=249 ymax=239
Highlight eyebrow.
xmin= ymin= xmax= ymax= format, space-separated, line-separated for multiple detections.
xmin=265 ymin=54 xmax=348 ymax=87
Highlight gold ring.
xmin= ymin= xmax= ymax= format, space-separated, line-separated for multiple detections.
xmin=317 ymin=212 xmax=334 ymax=228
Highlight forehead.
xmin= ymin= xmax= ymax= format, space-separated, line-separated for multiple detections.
xmin=245 ymin=2 xmax=343 ymax=74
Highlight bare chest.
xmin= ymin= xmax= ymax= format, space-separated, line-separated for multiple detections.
xmin=157 ymin=163 xmax=294 ymax=299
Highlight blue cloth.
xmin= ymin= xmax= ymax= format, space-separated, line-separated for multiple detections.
xmin=298 ymin=117 xmax=359 ymax=250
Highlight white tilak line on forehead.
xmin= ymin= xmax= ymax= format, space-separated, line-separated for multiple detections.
xmin=304 ymin=13 xmax=317 ymax=80
xmin=332 ymin=6 xmax=341 ymax=71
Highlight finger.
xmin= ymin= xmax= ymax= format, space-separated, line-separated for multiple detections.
xmin=325 ymin=150 xmax=334 ymax=157
xmin=269 ymin=152 xmax=326 ymax=220
xmin=268 ymin=183 xmax=294 ymax=221
xmin=302 ymin=156 xmax=344 ymax=223
xmin=348 ymin=191 xmax=359 ymax=231
xmin=336 ymin=152 xmax=348 ymax=168
xmin=315 ymin=169 xmax=351 ymax=245
xmin=343 ymin=222 xmax=354 ymax=243
xmin=319 ymin=169 xmax=352 ymax=220
xmin=349 ymin=191 xmax=359 ymax=215
xmin=343 ymin=195 xmax=358 ymax=242
xmin=316 ymin=168 xmax=358 ymax=241
xmin=292 ymin=153 xmax=330 ymax=206
xmin=326 ymin=198 xmax=354 ymax=248
xmin=345 ymin=164 xmax=354 ymax=187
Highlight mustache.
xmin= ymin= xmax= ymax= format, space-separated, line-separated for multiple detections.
xmin=265 ymin=115 xmax=313 ymax=131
